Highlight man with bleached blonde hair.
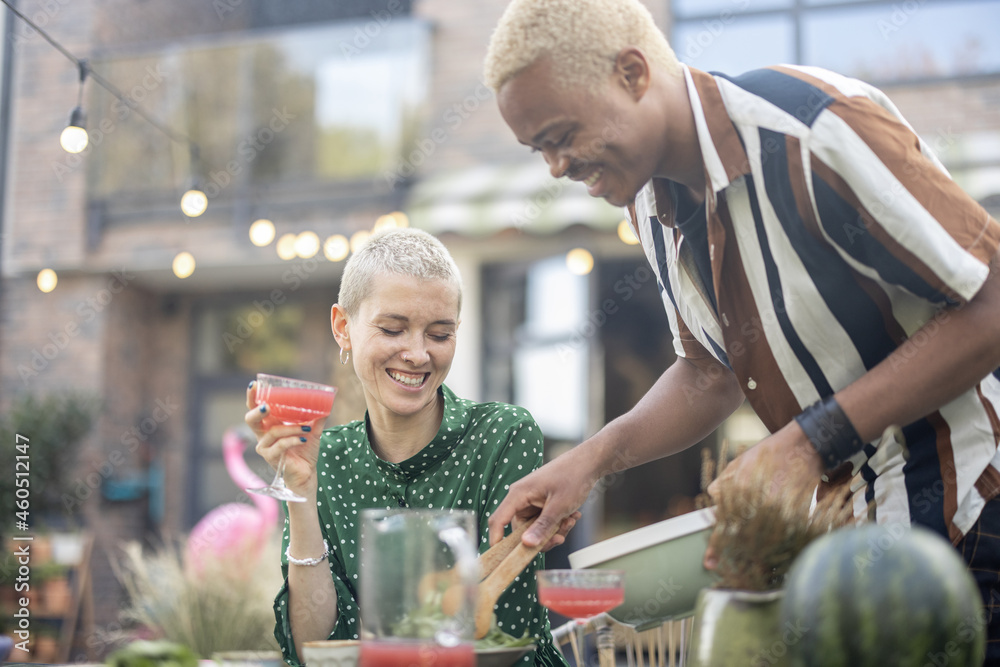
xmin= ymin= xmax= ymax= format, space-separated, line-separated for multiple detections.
xmin=483 ymin=0 xmax=679 ymax=93
xmin=486 ymin=0 xmax=1000 ymax=658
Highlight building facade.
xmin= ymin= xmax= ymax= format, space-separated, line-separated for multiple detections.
xmin=0 ymin=0 xmax=997 ymax=654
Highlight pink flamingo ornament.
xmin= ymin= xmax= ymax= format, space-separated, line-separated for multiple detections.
xmin=186 ymin=427 xmax=281 ymax=577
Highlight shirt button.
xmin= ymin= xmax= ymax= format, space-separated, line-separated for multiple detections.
xmin=747 ymin=378 xmax=757 ymax=391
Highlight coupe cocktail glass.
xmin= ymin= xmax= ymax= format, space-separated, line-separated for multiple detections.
xmin=536 ymin=569 xmax=625 ymax=664
xmin=246 ymin=373 xmax=337 ymax=503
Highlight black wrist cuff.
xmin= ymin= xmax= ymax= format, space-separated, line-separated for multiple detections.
xmin=794 ymin=395 xmax=865 ymax=470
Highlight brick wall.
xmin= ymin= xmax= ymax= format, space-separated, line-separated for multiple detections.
xmin=3 ymin=0 xmax=93 ymax=273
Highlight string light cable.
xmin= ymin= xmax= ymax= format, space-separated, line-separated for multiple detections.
xmin=0 ymin=0 xmax=207 ymax=214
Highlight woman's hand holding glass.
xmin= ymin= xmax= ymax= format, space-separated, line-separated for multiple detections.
xmin=244 ymin=381 xmax=329 ymax=500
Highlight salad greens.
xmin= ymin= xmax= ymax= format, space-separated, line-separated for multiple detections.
xmin=105 ymin=640 xmax=198 ymax=667
xmin=475 ymin=620 xmax=535 ymax=650
xmin=392 ymin=590 xmax=534 ymax=650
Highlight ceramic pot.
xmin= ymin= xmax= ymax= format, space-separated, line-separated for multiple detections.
xmin=686 ymin=588 xmax=788 ymax=667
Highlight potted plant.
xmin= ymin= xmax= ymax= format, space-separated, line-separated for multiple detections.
xmin=35 ymin=561 xmax=72 ymax=616
xmin=112 ymin=538 xmax=283 ymax=658
xmin=686 ymin=458 xmax=855 ymax=667
xmin=0 ymin=392 xmax=98 ymax=538
xmin=31 ymin=623 xmax=60 ymax=663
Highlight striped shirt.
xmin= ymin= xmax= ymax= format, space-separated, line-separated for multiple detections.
xmin=628 ymin=64 xmax=1000 ymax=543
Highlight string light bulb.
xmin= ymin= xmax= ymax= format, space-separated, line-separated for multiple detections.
xmin=249 ymin=219 xmax=275 ymax=246
xmin=566 ymin=248 xmax=594 ymax=275
xmin=180 ymin=187 xmax=208 ymax=218
xmin=37 ymin=268 xmax=58 ymax=293
xmin=181 ymin=145 xmax=207 ymax=217
xmin=373 ymin=214 xmax=397 ymax=232
xmin=294 ymin=231 xmax=320 ymax=258
xmin=350 ymin=230 xmax=371 ymax=254
xmin=390 ymin=211 xmax=410 ymax=228
xmin=60 ymin=60 xmax=89 ymax=154
xmin=617 ymin=219 xmax=639 ymax=245
xmin=172 ymin=251 xmax=195 ymax=279
xmin=276 ymin=233 xmax=297 ymax=260
xmin=324 ymin=234 xmax=349 ymax=262
xmin=59 ymin=106 xmax=88 ymax=153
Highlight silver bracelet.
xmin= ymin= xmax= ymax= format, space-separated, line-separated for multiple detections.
xmin=285 ymin=539 xmax=330 ymax=566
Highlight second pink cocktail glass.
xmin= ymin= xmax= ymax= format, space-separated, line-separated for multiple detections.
xmin=536 ymin=569 xmax=625 ymax=663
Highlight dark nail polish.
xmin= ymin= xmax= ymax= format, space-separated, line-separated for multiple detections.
xmin=301 ymin=425 xmax=312 ymax=432
xmin=259 ymin=404 xmax=267 ymax=413
xmin=248 ymin=380 xmax=255 ymax=389
xmin=300 ymin=437 xmax=307 ymax=443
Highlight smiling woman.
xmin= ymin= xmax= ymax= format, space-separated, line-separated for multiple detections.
xmin=244 ymin=228 xmax=570 ymax=667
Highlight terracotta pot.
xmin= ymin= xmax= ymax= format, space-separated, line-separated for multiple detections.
xmin=686 ymin=588 xmax=788 ymax=667
xmin=33 ymin=635 xmax=58 ymax=663
xmin=42 ymin=576 xmax=72 ymax=615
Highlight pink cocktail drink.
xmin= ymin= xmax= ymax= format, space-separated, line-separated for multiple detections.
xmin=536 ymin=569 xmax=625 ymax=661
xmin=537 ymin=585 xmax=625 ymax=618
xmin=359 ymin=640 xmax=474 ymax=667
xmin=247 ymin=373 xmax=337 ymax=502
xmin=261 ymin=386 xmax=336 ymax=424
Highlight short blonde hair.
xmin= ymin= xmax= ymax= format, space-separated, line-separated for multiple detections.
xmin=484 ymin=0 xmax=680 ymax=93
xmin=338 ymin=228 xmax=463 ymax=317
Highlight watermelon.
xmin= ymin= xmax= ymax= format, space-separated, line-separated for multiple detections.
xmin=780 ymin=523 xmax=986 ymax=667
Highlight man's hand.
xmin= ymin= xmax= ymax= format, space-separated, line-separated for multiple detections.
xmin=703 ymin=419 xmax=824 ymax=568
xmin=488 ymin=450 xmax=595 ymax=549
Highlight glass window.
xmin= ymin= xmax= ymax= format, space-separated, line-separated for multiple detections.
xmin=673 ymin=14 xmax=795 ymax=75
xmin=87 ymin=19 xmax=431 ymax=201
xmin=513 ymin=257 xmax=589 ymax=441
xmin=671 ymin=0 xmax=1000 ymax=83
xmin=194 ymin=301 xmax=305 ymax=375
xmin=672 ymin=0 xmax=791 ymax=19
xmin=803 ymin=2 xmax=1000 ymax=81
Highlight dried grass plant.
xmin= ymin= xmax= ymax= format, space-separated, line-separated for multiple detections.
xmin=112 ymin=537 xmax=283 ymax=657
xmin=706 ymin=442 xmax=856 ymax=591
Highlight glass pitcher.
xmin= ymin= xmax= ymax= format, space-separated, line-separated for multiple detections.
xmin=358 ymin=508 xmax=480 ymax=667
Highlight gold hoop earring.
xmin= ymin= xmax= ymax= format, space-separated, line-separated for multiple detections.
xmin=340 ymin=348 xmax=350 ymax=365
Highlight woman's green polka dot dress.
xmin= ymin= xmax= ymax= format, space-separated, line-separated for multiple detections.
xmin=272 ymin=385 xmax=568 ymax=667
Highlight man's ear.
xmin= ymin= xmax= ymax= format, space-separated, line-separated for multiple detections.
xmin=615 ymin=47 xmax=651 ymax=101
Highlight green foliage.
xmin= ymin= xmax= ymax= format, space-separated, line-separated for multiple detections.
xmin=112 ymin=540 xmax=282 ymax=658
xmin=0 ymin=392 xmax=99 ymax=536
xmin=106 ymin=640 xmax=198 ymax=667
xmin=710 ymin=464 xmax=854 ymax=591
